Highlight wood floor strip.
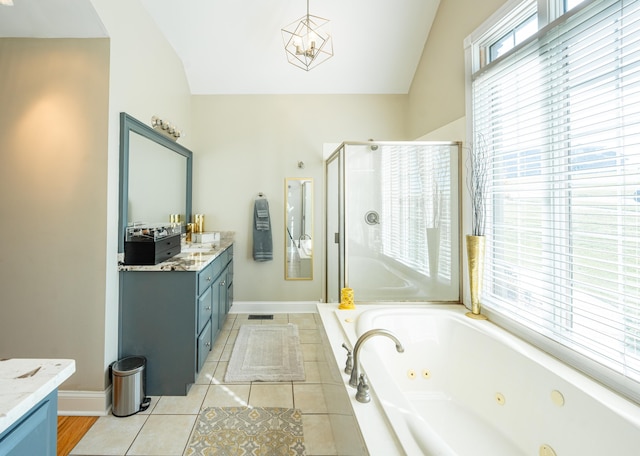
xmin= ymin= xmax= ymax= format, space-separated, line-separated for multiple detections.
xmin=57 ymin=416 xmax=99 ymax=456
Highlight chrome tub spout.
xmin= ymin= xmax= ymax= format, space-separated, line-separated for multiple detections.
xmin=349 ymin=329 xmax=404 ymax=388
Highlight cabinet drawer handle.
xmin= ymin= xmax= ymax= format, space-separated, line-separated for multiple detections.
xmin=205 ymin=306 xmax=211 ymax=311
xmin=220 ymin=281 xmax=226 ymax=286
xmin=206 ymin=276 xmax=211 ymax=282
xmin=205 ymin=342 xmax=211 ymax=348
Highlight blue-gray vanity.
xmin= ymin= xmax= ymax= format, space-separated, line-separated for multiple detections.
xmin=118 ymin=234 xmax=234 ymax=396
xmin=0 ymin=359 xmax=75 ymax=456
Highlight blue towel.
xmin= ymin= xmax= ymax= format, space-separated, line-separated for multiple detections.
xmin=253 ymin=198 xmax=272 ymax=262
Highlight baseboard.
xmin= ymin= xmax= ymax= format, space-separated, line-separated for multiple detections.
xmin=58 ymin=387 xmax=111 ymax=416
xmin=230 ymin=301 xmax=319 ymax=314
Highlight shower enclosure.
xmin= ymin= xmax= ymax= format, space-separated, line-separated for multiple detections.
xmin=325 ymin=141 xmax=461 ymax=303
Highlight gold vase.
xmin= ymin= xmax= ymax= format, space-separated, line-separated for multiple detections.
xmin=466 ymin=234 xmax=488 ymax=320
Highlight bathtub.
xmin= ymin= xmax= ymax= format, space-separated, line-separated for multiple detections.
xmin=318 ymin=304 xmax=640 ymax=455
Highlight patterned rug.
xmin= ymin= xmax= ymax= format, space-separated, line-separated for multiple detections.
xmin=184 ymin=407 xmax=306 ymax=456
xmin=225 ymin=324 xmax=305 ymax=382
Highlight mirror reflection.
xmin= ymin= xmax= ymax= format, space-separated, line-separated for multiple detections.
xmin=128 ymin=131 xmax=187 ymax=224
xmin=285 ymin=178 xmax=313 ymax=280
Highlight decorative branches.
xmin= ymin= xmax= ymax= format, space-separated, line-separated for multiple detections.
xmin=466 ymin=135 xmax=489 ymax=236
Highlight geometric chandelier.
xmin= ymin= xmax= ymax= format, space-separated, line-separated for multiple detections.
xmin=281 ymin=0 xmax=333 ymax=71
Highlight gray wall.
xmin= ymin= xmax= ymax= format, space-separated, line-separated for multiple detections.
xmin=407 ymin=0 xmax=507 ymax=138
xmin=190 ymin=94 xmax=407 ymax=303
xmin=0 ymin=38 xmax=110 ymax=391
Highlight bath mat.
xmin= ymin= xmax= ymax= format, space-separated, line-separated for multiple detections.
xmin=184 ymin=407 xmax=306 ymax=456
xmin=225 ymin=324 xmax=305 ymax=382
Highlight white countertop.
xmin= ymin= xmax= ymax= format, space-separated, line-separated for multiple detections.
xmin=118 ymin=231 xmax=235 ymax=272
xmin=0 ymin=358 xmax=76 ymax=434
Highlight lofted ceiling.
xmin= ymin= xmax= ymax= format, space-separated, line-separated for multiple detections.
xmin=0 ymin=0 xmax=440 ymax=95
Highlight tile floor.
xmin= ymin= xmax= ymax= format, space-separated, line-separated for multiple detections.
xmin=70 ymin=313 xmax=346 ymax=456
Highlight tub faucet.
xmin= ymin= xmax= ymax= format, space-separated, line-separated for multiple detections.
xmin=349 ymin=329 xmax=404 ymax=388
xmin=298 ymin=233 xmax=311 ymax=247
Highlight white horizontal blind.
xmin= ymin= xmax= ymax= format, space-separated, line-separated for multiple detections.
xmin=472 ymin=0 xmax=640 ymax=396
xmin=380 ymin=145 xmax=453 ymax=279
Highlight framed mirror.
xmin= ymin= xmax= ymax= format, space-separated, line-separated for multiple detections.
xmin=118 ymin=112 xmax=193 ymax=252
xmin=285 ymin=178 xmax=313 ymax=280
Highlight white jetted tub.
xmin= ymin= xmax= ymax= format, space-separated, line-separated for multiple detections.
xmin=318 ymin=304 xmax=640 ymax=455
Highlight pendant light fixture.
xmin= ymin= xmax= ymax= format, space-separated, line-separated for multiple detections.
xmin=281 ymin=0 xmax=333 ymax=71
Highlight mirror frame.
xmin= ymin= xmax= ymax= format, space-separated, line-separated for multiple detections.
xmin=118 ymin=112 xmax=193 ymax=252
xmin=285 ymin=177 xmax=314 ymax=280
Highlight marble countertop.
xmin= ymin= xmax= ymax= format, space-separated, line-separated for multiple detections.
xmin=0 ymin=358 xmax=75 ymax=434
xmin=118 ymin=231 xmax=235 ymax=272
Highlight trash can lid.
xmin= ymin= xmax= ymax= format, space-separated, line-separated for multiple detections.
xmin=112 ymin=356 xmax=145 ymax=375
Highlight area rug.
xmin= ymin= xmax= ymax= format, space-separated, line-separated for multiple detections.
xmin=184 ymin=407 xmax=306 ymax=456
xmin=225 ymin=324 xmax=305 ymax=382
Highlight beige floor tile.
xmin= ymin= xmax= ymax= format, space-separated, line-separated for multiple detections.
xmin=211 ymin=361 xmax=229 ymax=384
xmin=73 ymin=312 xmax=354 ymax=456
xmin=296 ymin=361 xmax=321 ymax=383
xmin=221 ymin=315 xmax=236 ymax=330
xmin=232 ymin=317 xmax=250 ymax=329
xmin=293 ymin=384 xmax=328 ymax=413
xmin=302 ymin=414 xmax=338 ymax=455
xmin=69 ymin=414 xmax=148 ymax=456
xmin=195 ymin=361 xmax=217 ymax=384
xmin=289 ymin=315 xmax=318 ymax=329
xmin=227 ymin=329 xmax=239 ymax=345
xmin=301 ymin=343 xmax=326 ymax=362
xmin=219 ymin=343 xmax=234 ymax=362
xmin=138 ymin=396 xmax=159 ymax=414
xmin=261 ymin=317 xmax=287 ymax=325
xmin=213 ymin=329 xmax=230 ymax=347
xmin=152 ymin=384 xmax=208 ymax=415
xmin=208 ymin=342 xmax=224 ymax=362
xmin=322 ymin=383 xmax=354 ymax=415
xmin=202 ymin=384 xmax=250 ymax=408
xmin=127 ymin=414 xmax=196 ymax=455
xmin=330 ymin=414 xmax=369 ymax=455
xmin=249 ymin=383 xmax=294 ymax=408
xmin=299 ymin=329 xmax=321 ymax=344
xmin=295 ymin=361 xmax=340 ymax=384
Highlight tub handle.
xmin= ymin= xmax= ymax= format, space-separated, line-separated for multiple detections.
xmin=342 ymin=343 xmax=353 ymax=374
xmin=356 ymin=374 xmax=371 ymax=403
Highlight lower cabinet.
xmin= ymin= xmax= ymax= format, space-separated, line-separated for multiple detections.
xmin=120 ymin=244 xmax=233 ymax=396
xmin=0 ymin=390 xmax=57 ymax=456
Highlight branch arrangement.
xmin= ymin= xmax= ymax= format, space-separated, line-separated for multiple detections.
xmin=466 ymin=135 xmax=489 ymax=236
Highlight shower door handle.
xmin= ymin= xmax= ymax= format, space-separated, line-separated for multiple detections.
xmin=334 ymin=233 xmax=340 ymax=244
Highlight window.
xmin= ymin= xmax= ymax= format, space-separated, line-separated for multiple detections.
xmin=468 ymin=0 xmax=640 ymax=403
xmin=489 ymin=13 xmax=537 ymax=62
xmin=380 ymin=145 xmax=453 ymax=279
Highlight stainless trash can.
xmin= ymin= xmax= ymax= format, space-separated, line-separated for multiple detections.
xmin=111 ymin=356 xmax=149 ymax=417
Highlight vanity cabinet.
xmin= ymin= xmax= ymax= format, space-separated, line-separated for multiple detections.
xmin=0 ymin=391 xmax=56 ymax=456
xmin=119 ymin=244 xmax=233 ymax=396
xmin=0 ymin=360 xmax=74 ymax=456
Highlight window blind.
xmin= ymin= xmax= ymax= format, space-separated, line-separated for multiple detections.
xmin=472 ymin=0 xmax=640 ymax=400
xmin=380 ymin=144 xmax=453 ymax=279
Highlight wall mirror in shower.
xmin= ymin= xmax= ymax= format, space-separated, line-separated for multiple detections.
xmin=118 ymin=112 xmax=193 ymax=252
xmin=285 ymin=178 xmax=313 ymax=280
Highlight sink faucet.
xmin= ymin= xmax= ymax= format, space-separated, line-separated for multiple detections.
xmin=349 ymin=329 xmax=404 ymax=388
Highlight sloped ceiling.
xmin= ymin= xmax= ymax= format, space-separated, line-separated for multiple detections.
xmin=0 ymin=0 xmax=440 ymax=95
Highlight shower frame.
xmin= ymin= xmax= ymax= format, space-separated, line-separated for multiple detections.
xmin=324 ymin=140 xmax=463 ymax=304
